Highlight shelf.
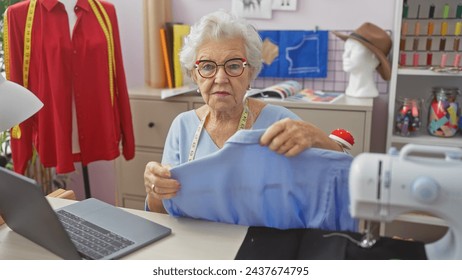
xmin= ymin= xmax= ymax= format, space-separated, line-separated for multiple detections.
xmin=391 ymin=135 xmax=462 ymax=147
xmin=386 ymin=0 xmax=460 ymax=240
xmin=404 ymin=17 xmax=462 ymax=20
xmin=398 ymin=67 xmax=462 ymax=76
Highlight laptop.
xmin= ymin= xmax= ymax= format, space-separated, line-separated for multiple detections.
xmin=0 ymin=167 xmax=171 ymax=260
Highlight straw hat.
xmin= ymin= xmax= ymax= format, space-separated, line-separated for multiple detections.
xmin=333 ymin=22 xmax=392 ymax=81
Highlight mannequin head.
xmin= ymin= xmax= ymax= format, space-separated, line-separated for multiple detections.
xmin=333 ymin=22 xmax=392 ymax=98
xmin=333 ymin=22 xmax=392 ymax=81
xmin=341 ymin=39 xmax=380 ymax=98
xmin=342 ymin=39 xmax=379 ymax=75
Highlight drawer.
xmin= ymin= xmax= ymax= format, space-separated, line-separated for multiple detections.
xmin=130 ymin=99 xmax=188 ymax=148
xmin=122 ymin=195 xmax=146 ymax=210
xmin=290 ymin=108 xmax=367 ymax=156
xmin=117 ymin=150 xmax=163 ymax=202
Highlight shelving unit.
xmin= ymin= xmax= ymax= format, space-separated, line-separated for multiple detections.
xmin=387 ymin=0 xmax=462 ymax=151
xmin=382 ymin=0 xmax=462 ymax=242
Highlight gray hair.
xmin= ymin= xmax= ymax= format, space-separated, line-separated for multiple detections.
xmin=179 ymin=10 xmax=262 ymax=81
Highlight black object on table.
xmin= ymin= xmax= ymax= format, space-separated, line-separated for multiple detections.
xmin=235 ymin=227 xmax=427 ymax=260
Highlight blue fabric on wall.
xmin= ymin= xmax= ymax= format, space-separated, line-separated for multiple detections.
xmin=259 ymin=30 xmax=328 ymax=78
xmin=163 ymin=129 xmax=358 ymax=231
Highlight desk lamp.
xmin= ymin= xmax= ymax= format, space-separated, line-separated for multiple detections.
xmin=0 ymin=74 xmax=43 ymax=132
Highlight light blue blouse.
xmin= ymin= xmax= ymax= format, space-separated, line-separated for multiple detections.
xmin=163 ymin=129 xmax=357 ymax=231
xmin=153 ymin=103 xmax=357 ymax=231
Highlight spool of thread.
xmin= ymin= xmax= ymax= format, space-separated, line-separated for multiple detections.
xmin=401 ymin=21 xmax=408 ymax=36
xmin=427 ymin=52 xmax=433 ymax=66
xmin=414 ymin=21 xmax=420 ymax=36
xmin=440 ymin=38 xmax=447 ymax=51
xmin=454 ymin=38 xmax=460 ymax=52
xmin=443 ymin=3 xmax=450 ymax=19
xmin=455 ymin=22 xmax=462 ymax=36
xmin=413 ymin=52 xmax=419 ymax=66
xmin=441 ymin=21 xmax=448 ymax=36
xmin=457 ymin=4 xmax=462 ymax=18
xmin=413 ymin=38 xmax=419 ymax=51
xmin=427 ymin=21 xmax=434 ymax=36
xmin=440 ymin=53 xmax=448 ymax=67
xmin=453 ymin=53 xmax=461 ymax=67
xmin=426 ymin=38 xmax=433 ymax=51
xmin=400 ymin=52 xmax=407 ymax=66
xmin=400 ymin=38 xmax=406 ymax=50
xmin=429 ymin=4 xmax=435 ymax=18
xmin=402 ymin=1 xmax=409 ymax=18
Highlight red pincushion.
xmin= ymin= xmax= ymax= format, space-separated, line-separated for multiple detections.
xmin=329 ymin=129 xmax=355 ymax=150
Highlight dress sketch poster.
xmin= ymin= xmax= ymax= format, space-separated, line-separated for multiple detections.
xmin=259 ymin=30 xmax=328 ymax=78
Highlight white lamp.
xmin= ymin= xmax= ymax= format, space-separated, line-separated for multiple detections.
xmin=0 ymin=74 xmax=43 ymax=131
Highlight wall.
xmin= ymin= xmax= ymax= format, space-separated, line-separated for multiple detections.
xmin=172 ymin=0 xmax=396 ymax=154
xmin=71 ymin=0 xmax=398 ymax=203
xmin=172 ymin=0 xmax=395 ymax=30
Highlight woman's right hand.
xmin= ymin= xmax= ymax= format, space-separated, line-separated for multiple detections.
xmin=144 ymin=161 xmax=181 ymax=213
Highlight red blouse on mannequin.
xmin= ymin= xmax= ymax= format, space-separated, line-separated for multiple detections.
xmin=5 ymin=0 xmax=135 ymax=174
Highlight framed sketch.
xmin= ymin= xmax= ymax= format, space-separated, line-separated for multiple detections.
xmin=231 ymin=0 xmax=273 ymax=19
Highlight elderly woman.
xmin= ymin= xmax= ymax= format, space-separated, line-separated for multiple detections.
xmin=144 ymin=10 xmax=343 ymax=213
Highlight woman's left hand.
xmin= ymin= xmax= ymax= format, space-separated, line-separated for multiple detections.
xmin=260 ymin=118 xmax=342 ymax=156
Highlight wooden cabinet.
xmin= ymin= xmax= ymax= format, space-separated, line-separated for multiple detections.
xmin=116 ymin=88 xmax=199 ymax=209
xmin=116 ymin=86 xmax=373 ymax=210
xmin=265 ymin=98 xmax=373 ymax=157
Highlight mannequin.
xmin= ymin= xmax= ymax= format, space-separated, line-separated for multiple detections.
xmin=61 ymin=0 xmax=77 ymax=33
xmin=5 ymin=0 xmax=135 ymax=177
xmin=333 ymin=22 xmax=392 ymax=99
xmin=342 ymin=39 xmax=380 ymax=98
xmin=59 ymin=0 xmax=81 ymax=153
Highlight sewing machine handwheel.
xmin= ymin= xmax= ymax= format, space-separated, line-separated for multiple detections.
xmin=411 ymin=177 xmax=440 ymax=203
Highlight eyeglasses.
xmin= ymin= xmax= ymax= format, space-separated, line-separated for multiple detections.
xmin=195 ymin=58 xmax=247 ymax=78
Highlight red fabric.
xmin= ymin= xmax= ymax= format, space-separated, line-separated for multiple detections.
xmin=6 ymin=0 xmax=135 ymax=174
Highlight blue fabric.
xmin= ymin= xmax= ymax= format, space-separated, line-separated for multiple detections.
xmin=161 ymin=103 xmax=301 ymax=166
xmin=163 ymin=129 xmax=358 ymax=231
xmin=145 ymin=104 xmax=299 ymax=212
xmin=259 ymin=30 xmax=328 ymax=78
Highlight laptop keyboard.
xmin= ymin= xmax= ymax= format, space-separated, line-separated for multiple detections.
xmin=56 ymin=209 xmax=135 ymax=259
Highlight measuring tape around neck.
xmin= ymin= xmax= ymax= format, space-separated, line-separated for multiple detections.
xmin=188 ymin=100 xmax=249 ymax=162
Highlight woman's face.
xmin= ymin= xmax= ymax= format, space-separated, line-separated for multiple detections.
xmin=192 ymin=37 xmax=252 ymax=113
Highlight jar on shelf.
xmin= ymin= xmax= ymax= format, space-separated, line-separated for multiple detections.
xmin=427 ymin=87 xmax=461 ymax=137
xmin=394 ymin=97 xmax=422 ymax=137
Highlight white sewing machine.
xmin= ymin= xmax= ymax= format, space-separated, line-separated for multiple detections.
xmin=349 ymin=143 xmax=462 ymax=260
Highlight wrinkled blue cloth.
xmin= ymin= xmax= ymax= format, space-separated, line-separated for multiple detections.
xmin=163 ymin=129 xmax=358 ymax=231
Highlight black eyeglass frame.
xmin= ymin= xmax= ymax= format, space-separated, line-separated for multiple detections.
xmin=194 ymin=58 xmax=247 ymax=78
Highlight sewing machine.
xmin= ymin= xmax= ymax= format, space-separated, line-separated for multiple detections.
xmin=349 ymin=143 xmax=462 ymax=260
